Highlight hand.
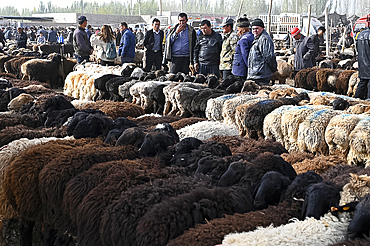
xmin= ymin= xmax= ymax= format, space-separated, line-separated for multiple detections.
xmin=194 ymin=63 xmax=199 ymax=72
xmin=176 ymin=24 xmax=186 ymax=34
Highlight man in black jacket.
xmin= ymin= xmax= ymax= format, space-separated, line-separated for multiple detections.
xmin=144 ymin=18 xmax=164 ymax=71
xmin=0 ymin=27 xmax=6 ymax=48
xmin=15 ymin=27 xmax=27 ymax=49
xmin=194 ymin=19 xmax=223 ymax=78
xmin=354 ymin=16 xmax=370 ymax=99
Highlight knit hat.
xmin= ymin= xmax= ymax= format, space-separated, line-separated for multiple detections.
xmin=236 ymin=15 xmax=250 ymax=28
xmin=251 ymin=18 xmax=264 ymax=28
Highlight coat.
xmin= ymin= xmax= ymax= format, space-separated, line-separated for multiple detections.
xmin=193 ymin=30 xmax=223 ymax=66
xmin=144 ymin=29 xmax=164 ymax=53
xmin=247 ymin=29 xmax=277 ymax=80
xmin=118 ymin=28 xmax=135 ymax=58
xmin=231 ymin=31 xmax=254 ymax=77
xmin=73 ymin=26 xmax=92 ymax=57
xmin=220 ymin=31 xmax=239 ymax=71
xmin=164 ymin=24 xmax=196 ymax=63
xmin=90 ymin=34 xmax=116 ymax=62
xmin=357 ymin=28 xmax=370 ymax=79
xmin=292 ymin=34 xmax=315 ymax=71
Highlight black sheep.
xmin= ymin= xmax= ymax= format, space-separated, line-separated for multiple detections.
xmin=105 ymin=76 xmax=131 ymax=101
xmin=115 ymin=127 xmax=147 ymax=147
xmin=284 ymin=171 xmax=323 ymax=200
xmin=347 ymin=194 xmax=370 ymax=240
xmin=207 ymin=74 xmax=219 ymax=88
xmin=148 ymin=84 xmax=167 ymax=114
xmin=43 ymin=95 xmax=74 ymax=113
xmin=301 ymin=182 xmax=341 ymax=220
xmin=183 ymin=75 xmax=195 ymax=82
xmin=44 ymin=108 xmax=79 ymax=127
xmin=0 ymin=78 xmax=12 ymax=89
xmin=168 ymin=72 xmax=184 ymax=82
xmin=332 ymin=98 xmax=350 ymax=110
xmin=193 ymin=74 xmax=206 ymax=84
xmin=139 ymin=131 xmax=177 ymax=157
xmin=253 ymin=171 xmax=292 ymax=209
xmin=104 ymin=117 xmax=138 ymax=144
xmin=94 ymin=74 xmax=121 ymax=100
xmin=135 ymin=186 xmax=255 ymax=246
xmin=226 ymin=80 xmax=244 ymax=93
xmin=217 ymin=75 xmax=237 ymax=90
xmin=218 ymin=160 xmax=250 ymax=187
xmin=243 ymin=92 xmax=310 ymax=139
xmin=121 ymin=64 xmax=136 ymax=77
xmin=72 ymin=114 xmax=113 ymax=139
xmin=66 ymin=109 xmax=106 ymax=136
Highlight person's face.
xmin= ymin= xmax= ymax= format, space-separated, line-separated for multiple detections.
xmin=119 ymin=25 xmax=126 ymax=32
xmin=200 ymin=24 xmax=211 ymax=35
xmin=252 ymin=26 xmax=263 ymax=36
xmin=223 ymin=25 xmax=231 ymax=34
xmin=178 ymin=16 xmax=187 ymax=26
xmin=153 ymin=21 xmax=160 ymax=31
xmin=236 ymin=27 xmax=246 ymax=37
xmin=80 ymin=21 xmax=87 ymax=28
xmin=293 ymin=33 xmax=301 ymax=40
xmin=318 ymin=29 xmax=324 ymax=36
xmin=17 ymin=28 xmax=22 ymax=33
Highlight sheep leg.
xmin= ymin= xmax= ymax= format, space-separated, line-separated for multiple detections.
xmin=19 ymin=218 xmax=34 ymax=246
xmin=42 ymin=224 xmax=57 ymax=246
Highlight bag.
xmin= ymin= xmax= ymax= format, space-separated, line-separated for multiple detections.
xmin=105 ymin=41 xmax=117 ymax=59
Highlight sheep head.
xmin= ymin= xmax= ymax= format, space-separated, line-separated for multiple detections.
xmin=7 ymin=93 xmax=34 ymax=111
xmin=340 ymin=174 xmax=370 ymax=205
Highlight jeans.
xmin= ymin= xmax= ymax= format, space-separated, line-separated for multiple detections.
xmin=74 ymin=54 xmax=90 ymax=64
xmin=198 ymin=63 xmax=220 ymax=78
xmin=121 ymin=56 xmax=134 ymax=64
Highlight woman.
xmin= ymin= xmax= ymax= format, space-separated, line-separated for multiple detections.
xmin=90 ymin=25 xmax=117 ymax=66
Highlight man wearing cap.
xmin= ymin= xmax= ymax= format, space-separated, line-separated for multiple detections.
xmin=118 ymin=22 xmax=136 ymax=64
xmin=247 ymin=18 xmax=277 ymax=85
xmin=73 ymin=16 xmax=93 ymax=64
xmin=194 ymin=19 xmax=223 ymax=78
xmin=219 ymin=18 xmax=239 ymax=79
xmin=144 ymin=18 xmax=164 ymax=71
xmin=0 ymin=27 xmax=6 ymax=48
xmin=15 ymin=27 xmax=27 ymax=49
xmin=354 ymin=16 xmax=370 ymax=99
xmin=290 ymin=27 xmax=315 ymax=74
xmin=164 ymin=12 xmax=196 ymax=74
xmin=231 ymin=15 xmax=254 ymax=79
xmin=311 ymin=26 xmax=326 ymax=66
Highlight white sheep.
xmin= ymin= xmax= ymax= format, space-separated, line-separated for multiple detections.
xmin=176 ymin=120 xmax=239 ymax=141
xmin=325 ymin=114 xmax=366 ymax=156
xmin=347 ymin=71 xmax=359 ymax=97
xmin=206 ymin=94 xmax=238 ymax=121
xmin=347 ymin=117 xmax=370 ymax=167
xmin=340 ymin=173 xmax=370 ymax=205
xmin=118 ymin=80 xmax=140 ymax=102
xmin=7 ymin=93 xmax=34 ymax=111
xmin=130 ymin=67 xmax=144 ymax=79
xmin=263 ymin=105 xmax=295 ymax=144
xmin=297 ymin=109 xmax=341 ymax=155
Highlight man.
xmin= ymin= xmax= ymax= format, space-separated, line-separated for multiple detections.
xmin=48 ymin=27 xmax=57 ymax=43
xmin=136 ymin=29 xmax=144 ymax=45
xmin=337 ymin=30 xmax=354 ymax=50
xmin=115 ymin=28 xmax=122 ymax=46
xmin=86 ymin=24 xmax=92 ymax=39
xmin=15 ymin=27 xmax=27 ymax=49
xmin=247 ymin=18 xmax=277 ymax=85
xmin=219 ymin=18 xmax=239 ymax=79
xmin=0 ymin=27 xmax=6 ymax=48
xmin=231 ymin=16 xmax=254 ymax=79
xmin=311 ymin=26 xmax=325 ymax=65
xmin=331 ymin=28 xmax=340 ymax=43
xmin=37 ymin=26 xmax=48 ymax=40
xmin=143 ymin=18 xmax=164 ymax=71
xmin=73 ymin=15 xmax=93 ymax=64
xmin=291 ymin=27 xmax=315 ymax=74
xmin=164 ymin=12 xmax=196 ymax=74
xmin=193 ymin=19 xmax=222 ymax=78
xmin=354 ymin=15 xmax=370 ymax=99
xmin=118 ymin=22 xmax=136 ymax=64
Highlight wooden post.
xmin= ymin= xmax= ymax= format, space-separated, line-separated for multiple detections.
xmin=236 ymin=0 xmax=244 ymax=22
xmin=268 ymin=0 xmax=273 ymax=35
xmin=159 ymin=0 xmax=162 ymax=16
xmin=325 ymin=7 xmax=329 ymax=57
xmin=307 ymin=4 xmax=311 ymax=37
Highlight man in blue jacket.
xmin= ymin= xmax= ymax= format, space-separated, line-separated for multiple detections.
xmin=47 ymin=27 xmax=57 ymax=43
xmin=232 ymin=16 xmax=254 ymax=79
xmin=119 ymin=22 xmax=136 ymax=64
xmin=73 ymin=16 xmax=93 ymax=64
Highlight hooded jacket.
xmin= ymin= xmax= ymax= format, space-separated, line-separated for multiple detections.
xmin=357 ymin=28 xmax=370 ymax=79
xmin=247 ymin=29 xmax=277 ymax=80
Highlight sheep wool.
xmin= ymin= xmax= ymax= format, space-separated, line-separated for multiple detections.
xmin=206 ymin=94 xmax=238 ymax=121
xmin=340 ymin=173 xmax=370 ymax=205
xmin=221 ymin=212 xmax=351 ymax=246
xmin=263 ymin=105 xmax=295 ymax=144
xmin=347 ymin=117 xmax=370 ymax=167
xmin=176 ymin=120 xmax=239 ymax=141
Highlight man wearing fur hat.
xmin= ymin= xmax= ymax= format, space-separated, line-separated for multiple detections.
xmin=247 ymin=18 xmax=277 ymax=85
xmin=290 ymin=27 xmax=315 ymax=74
xmin=219 ymin=18 xmax=239 ymax=79
xmin=231 ymin=15 xmax=254 ymax=79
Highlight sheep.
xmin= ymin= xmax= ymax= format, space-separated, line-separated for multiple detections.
xmin=321 ymin=164 xmax=364 ymax=188
xmin=340 ymin=173 xmax=370 ymax=205
xmin=118 ymin=80 xmax=140 ymax=102
xmin=7 ymin=93 xmax=34 ymax=111
xmin=134 ymin=49 xmax=145 ymax=67
xmin=270 ymin=59 xmax=294 ymax=84
xmin=331 ymin=98 xmax=350 ymax=110
xmin=292 ymin=154 xmax=348 ymax=175
xmin=238 ymin=92 xmax=310 ymax=139
xmin=0 ymin=55 xmax=16 ymax=73
xmin=38 ymin=144 xmax=139 ymax=230
xmin=325 ymin=114 xmax=366 ymax=156
xmin=0 ymin=87 xmax=26 ymax=111
xmin=176 ymin=120 xmax=239 ymax=141
xmin=263 ymin=105 xmax=295 ymax=144
xmin=301 ymin=182 xmax=341 ymax=220
xmin=171 ymin=83 xmax=207 ymax=117
xmin=206 ymin=94 xmax=238 ymax=121
xmin=5 ymin=56 xmax=34 ymax=79
xmin=294 ymin=67 xmax=317 ymax=89
xmin=80 ymin=100 xmax=144 ymax=120
xmin=222 ymin=94 xmax=264 ymax=127
xmin=99 ymin=175 xmax=214 ymax=246
xmin=280 ymin=105 xmax=330 ymax=152
xmin=316 ymin=68 xmax=337 ymax=92
xmin=93 ymin=74 xmax=121 ymax=100
xmin=21 ymin=54 xmax=65 ymax=88
xmin=346 ymin=104 xmax=370 ymax=114
xmin=346 ymin=194 xmax=370 ymax=240
xmin=347 ymin=117 xmax=370 ymax=167
xmin=347 ymin=71 xmax=359 ymax=97
xmin=0 ymin=77 xmax=12 ymax=89
xmin=105 ymin=76 xmax=131 ymax=101
xmin=135 ymin=186 xmax=255 ymax=246
xmin=335 ymin=70 xmax=356 ymax=95
xmin=0 ymin=112 xmax=42 ymax=130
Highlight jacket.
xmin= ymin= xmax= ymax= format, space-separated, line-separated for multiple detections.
xmin=48 ymin=30 xmax=57 ymax=42
xmin=247 ymin=29 xmax=277 ymax=80
xmin=311 ymin=33 xmax=324 ymax=58
xmin=15 ymin=31 xmax=27 ymax=48
xmin=193 ymin=30 xmax=223 ymax=66
xmin=292 ymin=34 xmax=315 ymax=71
xmin=73 ymin=26 xmax=93 ymax=57
xmin=0 ymin=31 xmax=5 ymax=47
xmin=357 ymin=28 xmax=370 ymax=79
xmin=220 ymin=31 xmax=239 ymax=70
xmin=118 ymin=28 xmax=135 ymax=58
xmin=144 ymin=29 xmax=164 ymax=53
xmin=164 ymin=24 xmax=196 ymax=63
xmin=232 ymin=31 xmax=254 ymax=77
xmin=90 ymin=34 xmax=116 ymax=62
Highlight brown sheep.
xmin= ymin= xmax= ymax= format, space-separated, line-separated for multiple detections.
xmin=4 ymin=57 xmax=34 ymax=79
xmin=316 ymin=68 xmax=336 ymax=92
xmin=0 ymin=55 xmax=16 ymax=73
xmin=292 ymin=154 xmax=348 ymax=175
xmin=335 ymin=70 xmax=356 ymax=95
